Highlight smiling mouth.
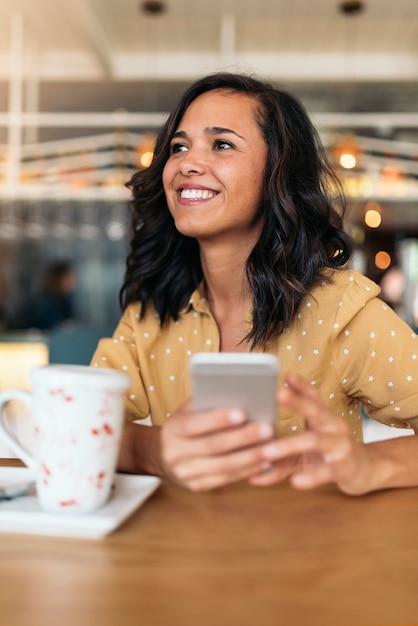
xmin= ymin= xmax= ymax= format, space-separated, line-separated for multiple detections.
xmin=179 ymin=188 xmax=218 ymax=200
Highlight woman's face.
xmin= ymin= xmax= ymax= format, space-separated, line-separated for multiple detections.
xmin=162 ymin=89 xmax=268 ymax=245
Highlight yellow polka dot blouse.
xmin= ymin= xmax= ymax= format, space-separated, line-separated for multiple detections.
xmin=91 ymin=269 xmax=418 ymax=440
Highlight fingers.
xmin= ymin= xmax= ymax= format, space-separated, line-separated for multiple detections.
xmin=248 ymin=451 xmax=329 ymax=488
xmin=282 ymin=372 xmax=321 ymax=402
xmin=166 ymin=405 xmax=247 ymax=438
xmin=160 ymin=373 xmax=370 ymax=495
xmin=278 ymin=372 xmax=348 ymax=434
xmin=248 ymin=457 xmax=299 ymax=486
xmin=261 ymin=428 xmax=354 ymax=469
xmin=160 ymin=406 xmax=277 ymax=491
xmin=290 ymin=463 xmax=334 ymax=490
xmin=171 ymin=445 xmax=276 ymax=491
xmin=263 ymin=379 xmax=372 ymax=494
xmin=163 ymin=418 xmax=274 ymax=465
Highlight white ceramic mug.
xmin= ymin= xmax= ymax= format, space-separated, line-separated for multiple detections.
xmin=0 ymin=365 xmax=130 ymax=514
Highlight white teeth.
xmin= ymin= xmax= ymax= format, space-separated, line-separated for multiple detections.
xmin=180 ymin=188 xmax=216 ymax=200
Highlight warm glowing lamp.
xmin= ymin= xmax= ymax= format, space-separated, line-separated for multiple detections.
xmin=333 ymin=133 xmax=361 ymax=170
xmin=364 ymin=201 xmax=382 ymax=228
xmin=365 ymin=210 xmax=381 ymax=228
xmin=137 ymin=134 xmax=156 ymax=169
xmin=339 ymin=153 xmax=357 ymax=169
xmin=140 ymin=151 xmax=154 ymax=168
xmin=375 ymin=251 xmax=391 ymax=270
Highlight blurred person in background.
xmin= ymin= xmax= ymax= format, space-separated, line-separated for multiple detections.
xmin=24 ymin=260 xmax=77 ymax=331
xmin=0 ymin=273 xmax=12 ymax=332
xmin=413 ymin=283 xmax=418 ymax=332
xmin=0 ymin=306 xmax=10 ymax=332
xmin=379 ymin=264 xmax=406 ymax=318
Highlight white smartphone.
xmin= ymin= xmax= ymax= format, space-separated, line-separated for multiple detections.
xmin=189 ymin=353 xmax=279 ymax=426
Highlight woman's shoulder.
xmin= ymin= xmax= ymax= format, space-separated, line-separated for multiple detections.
xmin=314 ymin=268 xmax=381 ymax=302
xmin=300 ymin=268 xmax=382 ymax=328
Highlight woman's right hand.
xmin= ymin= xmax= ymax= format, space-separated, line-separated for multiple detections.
xmin=159 ymin=401 xmax=276 ymax=491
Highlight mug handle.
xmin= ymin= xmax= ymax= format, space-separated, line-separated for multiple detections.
xmin=0 ymin=390 xmax=36 ymax=469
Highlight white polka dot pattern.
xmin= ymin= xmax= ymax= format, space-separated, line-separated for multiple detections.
xmin=90 ymin=269 xmax=418 ymax=439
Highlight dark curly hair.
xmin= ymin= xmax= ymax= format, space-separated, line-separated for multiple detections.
xmin=120 ymin=72 xmax=353 ymax=348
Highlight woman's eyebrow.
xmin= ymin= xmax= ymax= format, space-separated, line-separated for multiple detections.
xmin=171 ymin=127 xmax=245 ymax=140
xmin=172 ymin=130 xmax=187 ymax=139
xmin=205 ymin=126 xmax=245 ymax=139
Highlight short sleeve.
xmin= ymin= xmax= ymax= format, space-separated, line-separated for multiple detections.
xmin=332 ymin=291 xmax=418 ymax=429
xmin=90 ymin=305 xmax=151 ymax=421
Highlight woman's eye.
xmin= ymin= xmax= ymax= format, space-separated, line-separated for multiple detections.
xmin=170 ymin=143 xmax=188 ymax=154
xmin=214 ymin=140 xmax=234 ymax=151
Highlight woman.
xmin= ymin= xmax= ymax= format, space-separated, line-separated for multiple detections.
xmin=92 ymin=72 xmax=418 ymax=494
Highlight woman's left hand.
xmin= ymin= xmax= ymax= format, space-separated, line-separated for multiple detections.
xmin=249 ymin=372 xmax=379 ymax=494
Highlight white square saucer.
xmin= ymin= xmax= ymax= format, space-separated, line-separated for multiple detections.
xmin=0 ymin=466 xmax=160 ymax=539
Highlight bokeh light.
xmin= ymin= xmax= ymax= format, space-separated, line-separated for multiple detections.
xmin=339 ymin=153 xmax=357 ymax=169
xmin=364 ymin=201 xmax=382 ymax=228
xmin=375 ymin=250 xmax=391 ymax=270
xmin=365 ymin=210 xmax=381 ymax=228
xmin=140 ymin=151 xmax=154 ymax=168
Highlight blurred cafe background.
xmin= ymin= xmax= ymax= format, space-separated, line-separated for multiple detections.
xmin=0 ymin=0 xmax=417 ymax=445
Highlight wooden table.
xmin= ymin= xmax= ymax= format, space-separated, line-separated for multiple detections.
xmin=1 ymin=458 xmax=418 ymax=626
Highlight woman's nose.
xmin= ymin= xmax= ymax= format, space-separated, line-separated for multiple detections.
xmin=178 ymin=150 xmax=206 ymax=175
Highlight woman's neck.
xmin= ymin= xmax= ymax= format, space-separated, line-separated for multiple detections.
xmin=199 ymin=241 xmax=253 ymax=352
xmin=200 ymin=238 xmax=249 ymax=295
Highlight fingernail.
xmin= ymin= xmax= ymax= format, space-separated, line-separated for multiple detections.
xmin=228 ymin=409 xmax=246 ymax=424
xmin=263 ymin=443 xmax=278 ymax=459
xmin=259 ymin=423 xmax=274 ymax=438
